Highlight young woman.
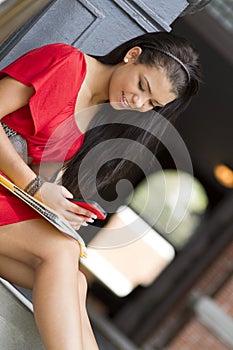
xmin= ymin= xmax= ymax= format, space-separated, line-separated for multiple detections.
xmin=0 ymin=32 xmax=201 ymax=349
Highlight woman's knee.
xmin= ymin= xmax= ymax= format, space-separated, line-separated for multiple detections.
xmin=0 ymin=220 xmax=81 ymax=270
xmin=33 ymin=234 xmax=81 ymax=269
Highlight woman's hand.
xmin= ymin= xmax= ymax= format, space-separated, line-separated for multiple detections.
xmin=35 ymin=182 xmax=97 ymax=230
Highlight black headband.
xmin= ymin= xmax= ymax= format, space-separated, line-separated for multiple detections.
xmin=143 ymin=45 xmax=191 ymax=82
xmin=156 ymin=49 xmax=191 ymax=82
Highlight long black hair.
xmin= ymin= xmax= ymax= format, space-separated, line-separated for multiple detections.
xmin=61 ymin=32 xmax=202 ymax=203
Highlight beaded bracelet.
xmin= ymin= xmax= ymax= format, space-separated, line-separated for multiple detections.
xmin=24 ymin=176 xmax=45 ymax=197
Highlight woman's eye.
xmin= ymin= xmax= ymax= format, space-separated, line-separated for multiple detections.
xmin=138 ymin=81 xmax=145 ymax=91
xmin=150 ymin=100 xmax=156 ymax=108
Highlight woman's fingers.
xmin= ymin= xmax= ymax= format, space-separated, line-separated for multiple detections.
xmin=66 ymin=200 xmax=97 ymax=219
xmin=70 ymin=221 xmax=89 ymax=231
xmin=35 ymin=183 xmax=97 ymax=227
xmin=61 ymin=185 xmax=73 ymax=199
xmin=61 ymin=209 xmax=95 ymax=228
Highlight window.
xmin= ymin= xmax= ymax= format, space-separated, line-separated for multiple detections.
xmin=82 ymin=170 xmax=208 ymax=297
xmin=206 ymin=0 xmax=233 ymax=34
xmin=129 ymin=170 xmax=209 ymax=250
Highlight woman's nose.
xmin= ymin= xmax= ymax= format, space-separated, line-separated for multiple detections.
xmin=132 ymin=93 xmax=147 ymax=109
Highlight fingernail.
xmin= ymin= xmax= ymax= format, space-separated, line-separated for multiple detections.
xmin=91 ymin=215 xmax=97 ymax=219
xmin=88 ymin=218 xmax=95 ymax=223
xmin=82 ymin=222 xmax=89 ymax=226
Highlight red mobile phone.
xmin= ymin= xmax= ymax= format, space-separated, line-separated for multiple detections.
xmin=68 ymin=199 xmax=107 ymax=220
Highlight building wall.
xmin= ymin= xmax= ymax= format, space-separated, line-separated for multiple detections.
xmin=145 ymin=239 xmax=233 ymax=348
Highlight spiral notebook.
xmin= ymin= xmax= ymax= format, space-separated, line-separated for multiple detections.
xmin=0 ymin=175 xmax=87 ymax=258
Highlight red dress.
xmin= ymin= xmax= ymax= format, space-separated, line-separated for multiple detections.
xmin=0 ymin=43 xmax=86 ymax=225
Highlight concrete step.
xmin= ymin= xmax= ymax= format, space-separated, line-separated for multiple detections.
xmin=0 ymin=281 xmax=44 ymax=350
xmin=0 ymin=280 xmax=142 ymax=350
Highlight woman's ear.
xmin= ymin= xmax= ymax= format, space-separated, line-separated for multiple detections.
xmin=124 ymin=46 xmax=142 ymax=63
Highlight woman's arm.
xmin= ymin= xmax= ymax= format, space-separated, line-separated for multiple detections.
xmin=0 ymin=77 xmax=37 ymax=188
xmin=0 ymin=76 xmax=35 ymax=114
xmin=30 ymin=162 xmax=64 ymax=182
xmin=0 ymin=77 xmax=96 ymax=226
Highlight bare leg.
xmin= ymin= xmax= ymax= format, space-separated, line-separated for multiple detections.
xmin=0 ymin=219 xmax=99 ymax=350
xmin=33 ymin=243 xmax=84 ymax=349
xmin=77 ymin=272 xmax=99 ymax=349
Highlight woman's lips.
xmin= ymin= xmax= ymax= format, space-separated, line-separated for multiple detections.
xmin=121 ymin=91 xmax=130 ymax=108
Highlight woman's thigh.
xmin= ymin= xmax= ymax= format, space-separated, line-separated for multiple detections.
xmin=0 ymin=219 xmax=80 ymax=268
xmin=0 ymin=254 xmax=34 ymax=289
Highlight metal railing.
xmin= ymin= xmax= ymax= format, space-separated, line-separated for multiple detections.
xmin=190 ymin=293 xmax=233 ymax=348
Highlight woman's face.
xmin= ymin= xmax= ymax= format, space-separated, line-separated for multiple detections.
xmin=109 ymin=47 xmax=177 ymax=112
